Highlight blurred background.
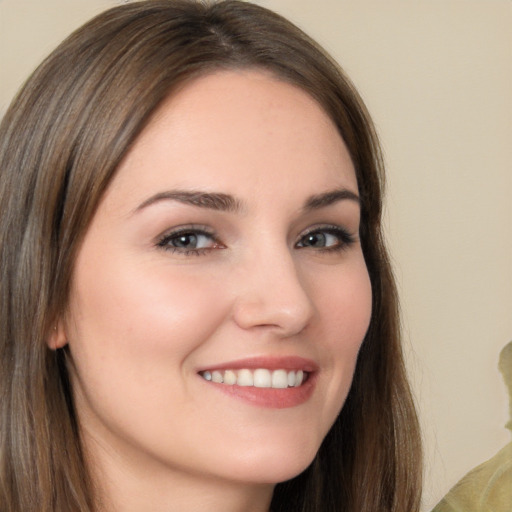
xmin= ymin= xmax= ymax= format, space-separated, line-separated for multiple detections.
xmin=1 ymin=1 xmax=510 ymax=509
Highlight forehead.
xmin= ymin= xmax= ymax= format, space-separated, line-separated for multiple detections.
xmin=109 ymin=69 xmax=357 ymax=208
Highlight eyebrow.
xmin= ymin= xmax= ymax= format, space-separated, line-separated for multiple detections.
xmin=303 ymin=188 xmax=360 ymax=211
xmin=134 ymin=190 xmax=243 ymax=214
xmin=134 ymin=187 xmax=359 ymax=214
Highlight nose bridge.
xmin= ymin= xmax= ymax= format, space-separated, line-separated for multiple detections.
xmin=231 ymin=240 xmax=314 ymax=336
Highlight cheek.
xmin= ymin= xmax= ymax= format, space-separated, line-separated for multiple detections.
xmin=65 ymin=257 xmax=230 ymax=400
xmin=311 ymin=258 xmax=372 ymax=421
xmin=70 ymin=258 xmax=225 ymax=347
xmin=316 ymin=257 xmax=372 ymax=352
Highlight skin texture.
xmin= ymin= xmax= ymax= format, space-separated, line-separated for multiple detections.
xmin=54 ymin=70 xmax=373 ymax=512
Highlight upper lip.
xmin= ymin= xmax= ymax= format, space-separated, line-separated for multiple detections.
xmin=196 ymin=356 xmax=318 ymax=373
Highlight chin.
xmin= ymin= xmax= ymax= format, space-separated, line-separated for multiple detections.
xmin=214 ymin=435 xmax=321 ymax=485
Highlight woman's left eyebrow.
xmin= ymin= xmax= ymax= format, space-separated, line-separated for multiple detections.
xmin=303 ymin=188 xmax=360 ymax=211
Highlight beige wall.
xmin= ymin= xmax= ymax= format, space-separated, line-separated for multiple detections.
xmin=1 ymin=1 xmax=511 ymax=510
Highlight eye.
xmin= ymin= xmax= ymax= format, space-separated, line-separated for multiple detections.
xmin=156 ymin=226 xmax=223 ymax=255
xmin=296 ymin=226 xmax=355 ymax=252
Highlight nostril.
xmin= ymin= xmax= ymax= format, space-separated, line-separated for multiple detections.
xmin=231 ymin=294 xmax=313 ymax=335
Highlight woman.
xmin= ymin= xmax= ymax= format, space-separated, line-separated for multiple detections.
xmin=0 ymin=1 xmax=422 ymax=511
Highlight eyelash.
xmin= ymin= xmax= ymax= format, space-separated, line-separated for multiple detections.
xmin=296 ymin=225 xmax=356 ymax=253
xmin=156 ymin=224 xmax=356 ymax=256
xmin=156 ymin=225 xmax=222 ymax=256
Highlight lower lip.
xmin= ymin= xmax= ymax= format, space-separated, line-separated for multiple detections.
xmin=200 ymin=373 xmax=316 ymax=409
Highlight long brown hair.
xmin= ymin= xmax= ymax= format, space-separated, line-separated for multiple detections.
xmin=0 ymin=1 xmax=422 ymax=510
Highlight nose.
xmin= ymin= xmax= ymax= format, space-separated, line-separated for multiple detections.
xmin=231 ymin=246 xmax=315 ymax=337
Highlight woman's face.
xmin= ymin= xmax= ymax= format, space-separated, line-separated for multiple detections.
xmin=62 ymin=70 xmax=372 ymax=491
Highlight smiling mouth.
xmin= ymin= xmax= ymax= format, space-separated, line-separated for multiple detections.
xmin=199 ymin=368 xmax=308 ymax=389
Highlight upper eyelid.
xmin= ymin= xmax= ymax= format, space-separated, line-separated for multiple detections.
xmin=156 ymin=224 xmax=215 ymax=238
xmin=297 ymin=224 xmax=354 ymax=238
xmin=299 ymin=224 xmax=346 ymax=233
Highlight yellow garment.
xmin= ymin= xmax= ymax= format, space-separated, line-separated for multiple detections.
xmin=431 ymin=442 xmax=512 ymax=512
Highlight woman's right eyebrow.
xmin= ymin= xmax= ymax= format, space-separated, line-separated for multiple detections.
xmin=133 ymin=190 xmax=245 ymax=215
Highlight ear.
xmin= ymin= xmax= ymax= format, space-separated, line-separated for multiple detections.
xmin=47 ymin=319 xmax=68 ymax=350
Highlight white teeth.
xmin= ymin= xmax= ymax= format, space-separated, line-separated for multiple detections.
xmin=200 ymin=368 xmax=308 ymax=388
xmin=253 ymin=369 xmax=271 ymax=388
xmin=211 ymin=370 xmax=223 ymax=383
xmin=237 ymin=369 xmax=253 ymax=386
xmin=224 ymin=370 xmax=237 ymax=385
xmin=271 ymin=369 xmax=288 ymax=389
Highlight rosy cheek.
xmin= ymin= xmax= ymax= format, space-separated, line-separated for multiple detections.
xmin=319 ymin=264 xmax=372 ymax=376
xmin=345 ymin=271 xmax=373 ymax=340
xmin=317 ymin=259 xmax=372 ymax=334
xmin=75 ymin=266 xmax=228 ymax=355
